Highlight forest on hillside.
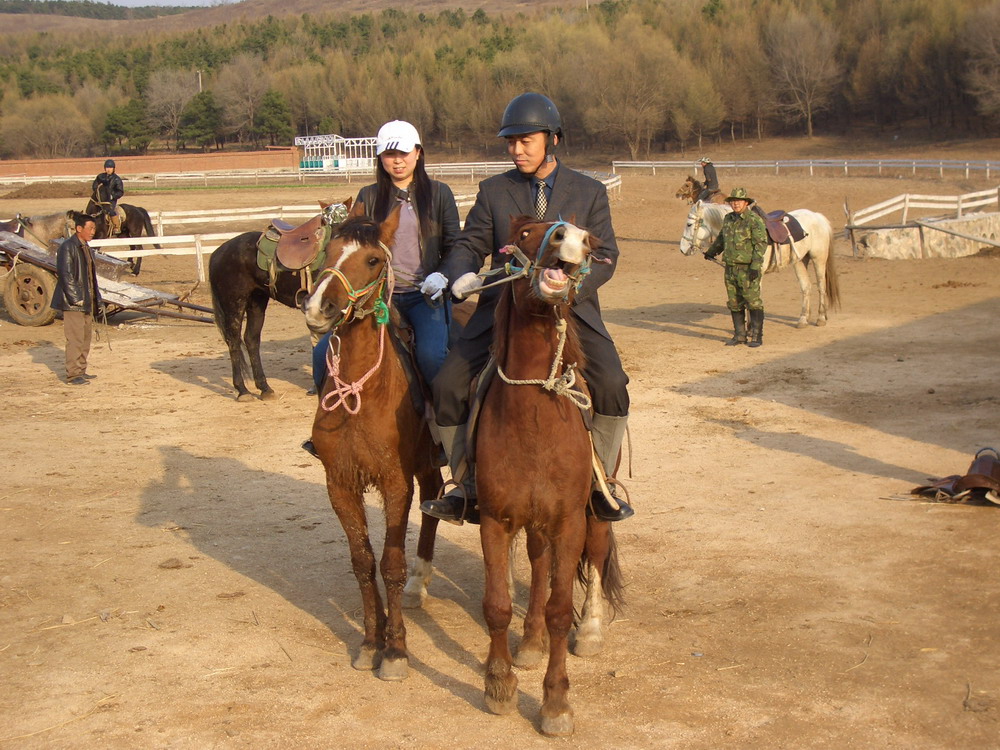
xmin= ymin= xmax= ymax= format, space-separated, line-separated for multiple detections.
xmin=0 ymin=0 xmax=193 ymax=20
xmin=1 ymin=0 xmax=1000 ymax=159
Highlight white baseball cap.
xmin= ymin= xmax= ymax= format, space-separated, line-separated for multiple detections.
xmin=376 ymin=120 xmax=421 ymax=155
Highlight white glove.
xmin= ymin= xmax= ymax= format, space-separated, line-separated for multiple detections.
xmin=419 ymin=271 xmax=449 ymax=301
xmin=450 ymin=272 xmax=483 ymax=300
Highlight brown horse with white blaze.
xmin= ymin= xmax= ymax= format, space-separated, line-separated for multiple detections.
xmin=302 ymin=205 xmax=441 ymax=681
xmin=476 ymin=217 xmax=624 ymax=736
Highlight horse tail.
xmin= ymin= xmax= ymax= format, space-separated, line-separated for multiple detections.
xmin=138 ymin=207 xmax=161 ymax=250
xmin=818 ymin=213 xmax=841 ymax=310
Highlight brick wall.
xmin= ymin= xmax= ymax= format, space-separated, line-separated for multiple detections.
xmin=0 ymin=148 xmax=301 ymax=178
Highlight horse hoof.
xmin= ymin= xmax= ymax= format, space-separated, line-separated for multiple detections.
xmin=378 ymin=657 xmax=409 ymax=681
xmin=352 ymin=646 xmax=378 ymax=671
xmin=259 ymin=389 xmax=278 ymax=401
xmin=816 ymin=318 xmax=827 ymax=327
xmin=235 ymin=392 xmax=255 ymax=403
xmin=570 ymin=632 xmax=604 ymax=658
xmin=485 ymin=694 xmax=517 ymax=715
xmin=513 ymin=645 xmax=544 ymax=669
xmin=795 ymin=320 xmax=808 ymax=329
xmin=540 ymin=712 xmax=574 ymax=737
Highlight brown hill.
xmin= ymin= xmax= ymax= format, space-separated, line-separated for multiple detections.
xmin=1 ymin=0 xmax=570 ymax=35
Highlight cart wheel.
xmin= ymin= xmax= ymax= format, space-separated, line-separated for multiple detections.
xmin=3 ymin=266 xmax=57 ymax=326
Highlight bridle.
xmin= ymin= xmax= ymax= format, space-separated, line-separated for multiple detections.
xmin=481 ymin=219 xmax=594 ymax=299
xmin=494 ymin=220 xmax=595 ymax=411
xmin=313 ymin=240 xmax=395 ymax=414
xmin=683 ymin=201 xmax=707 ymax=254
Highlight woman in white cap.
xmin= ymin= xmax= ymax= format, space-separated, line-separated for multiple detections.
xmin=305 ymin=121 xmax=460 ymax=456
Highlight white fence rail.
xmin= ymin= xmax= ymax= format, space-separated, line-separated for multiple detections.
xmin=848 ymin=187 xmax=1000 ymax=226
xmin=612 ymin=159 xmax=1000 ymax=179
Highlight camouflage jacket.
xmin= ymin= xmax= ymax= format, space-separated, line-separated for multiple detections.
xmin=707 ymin=208 xmax=767 ymax=269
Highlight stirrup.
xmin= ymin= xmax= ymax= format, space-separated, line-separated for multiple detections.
xmin=588 ymin=478 xmax=635 ymax=522
xmin=421 ymin=478 xmax=479 ymax=526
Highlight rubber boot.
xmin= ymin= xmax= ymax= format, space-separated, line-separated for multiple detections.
xmin=726 ymin=310 xmax=747 ymax=346
xmin=589 ymin=414 xmax=635 ymax=522
xmin=748 ymin=309 xmax=764 ymax=348
xmin=420 ymin=424 xmax=478 ymax=524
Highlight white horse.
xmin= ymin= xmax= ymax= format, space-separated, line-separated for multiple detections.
xmin=679 ymin=201 xmax=840 ymax=327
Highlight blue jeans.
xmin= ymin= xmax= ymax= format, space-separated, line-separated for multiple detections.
xmin=312 ymin=290 xmax=450 ymax=389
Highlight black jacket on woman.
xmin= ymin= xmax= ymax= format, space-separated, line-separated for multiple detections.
xmin=355 ymin=180 xmax=460 ymax=280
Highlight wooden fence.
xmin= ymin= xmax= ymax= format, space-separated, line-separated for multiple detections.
xmin=612 ymin=159 xmax=1000 ymax=179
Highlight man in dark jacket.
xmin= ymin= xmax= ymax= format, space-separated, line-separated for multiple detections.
xmin=697 ymin=156 xmax=719 ymax=202
xmin=51 ymin=212 xmax=102 ymax=385
xmin=422 ymin=92 xmax=633 ymax=524
xmin=92 ymin=159 xmax=124 ymax=235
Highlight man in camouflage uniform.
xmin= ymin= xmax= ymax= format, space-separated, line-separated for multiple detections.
xmin=703 ymin=187 xmax=767 ymax=347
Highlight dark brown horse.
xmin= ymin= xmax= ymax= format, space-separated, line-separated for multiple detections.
xmin=86 ymin=199 xmax=159 ymax=275
xmin=302 ymin=205 xmax=441 ymax=681
xmin=476 ymin=217 xmax=624 ymax=736
xmin=209 ymin=200 xmax=350 ymax=401
xmin=675 ymin=174 xmax=725 ymax=204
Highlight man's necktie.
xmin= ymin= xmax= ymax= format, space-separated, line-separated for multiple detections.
xmin=535 ymin=180 xmax=547 ymax=220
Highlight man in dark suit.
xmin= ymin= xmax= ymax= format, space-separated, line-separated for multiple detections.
xmin=423 ymin=92 xmax=633 ymax=524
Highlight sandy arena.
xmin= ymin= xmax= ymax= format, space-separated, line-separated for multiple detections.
xmin=1 ymin=163 xmax=998 ymax=748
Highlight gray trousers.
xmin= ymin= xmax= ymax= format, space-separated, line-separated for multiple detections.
xmin=63 ymin=310 xmax=93 ymax=379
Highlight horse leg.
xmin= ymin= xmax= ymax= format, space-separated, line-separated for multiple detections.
xmin=814 ymin=254 xmax=829 ymax=326
xmin=243 ymin=292 xmax=276 ymax=400
xmin=326 ymin=484 xmax=385 ymax=672
xmin=514 ymin=529 xmax=549 ymax=669
xmin=539 ymin=515 xmax=586 ymax=737
xmin=378 ymin=477 xmax=415 ymax=681
xmin=791 ymin=256 xmax=811 ymax=328
xmin=481 ymin=515 xmax=518 ymax=715
xmin=571 ymin=519 xmax=610 ymax=657
xmin=403 ymin=467 xmax=442 ymax=609
xmin=215 ymin=299 xmax=253 ymax=401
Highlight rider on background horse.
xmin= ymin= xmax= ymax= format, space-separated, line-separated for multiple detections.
xmin=697 ymin=156 xmax=719 ymax=202
xmin=91 ymin=159 xmax=124 ymax=236
xmin=421 ymin=92 xmax=634 ymax=524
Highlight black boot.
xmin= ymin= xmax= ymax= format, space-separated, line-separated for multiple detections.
xmin=588 ymin=484 xmax=635 ymax=522
xmin=420 ymin=477 xmax=479 ymax=525
xmin=726 ymin=310 xmax=747 ymax=346
xmin=747 ymin=309 xmax=764 ymax=347
xmin=301 ymin=439 xmax=319 ymax=459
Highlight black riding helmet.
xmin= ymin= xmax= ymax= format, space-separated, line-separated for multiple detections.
xmin=497 ymin=93 xmax=563 ymax=139
xmin=104 ymin=159 xmax=115 ymax=169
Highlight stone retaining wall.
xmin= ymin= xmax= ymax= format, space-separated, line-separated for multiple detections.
xmin=856 ymin=212 xmax=1000 ymax=259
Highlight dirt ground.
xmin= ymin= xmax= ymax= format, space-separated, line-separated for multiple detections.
xmin=1 ymin=163 xmax=998 ymax=749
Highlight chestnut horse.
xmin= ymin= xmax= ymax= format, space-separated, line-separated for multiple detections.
xmin=302 ymin=206 xmax=441 ymax=681
xmin=476 ymin=217 xmax=624 ymax=736
xmin=675 ymin=175 xmax=725 ymax=204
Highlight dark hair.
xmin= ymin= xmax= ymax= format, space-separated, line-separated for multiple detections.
xmin=372 ymin=149 xmax=433 ymax=239
xmin=73 ymin=211 xmax=96 ymax=228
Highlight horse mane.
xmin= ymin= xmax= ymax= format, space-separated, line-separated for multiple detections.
xmin=333 ymin=214 xmax=382 ymax=247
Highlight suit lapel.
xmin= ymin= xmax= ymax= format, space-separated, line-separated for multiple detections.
xmin=504 ymin=172 xmax=533 ymax=217
xmin=545 ymin=165 xmax=575 ymax=222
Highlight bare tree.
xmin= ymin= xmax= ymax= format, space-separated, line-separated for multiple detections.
xmin=0 ymin=95 xmax=93 ymax=158
xmin=964 ymin=1 xmax=1000 ymax=118
xmin=215 ymin=54 xmax=271 ymax=146
xmin=765 ymin=9 xmax=841 ymax=137
xmin=146 ymin=69 xmax=199 ymax=150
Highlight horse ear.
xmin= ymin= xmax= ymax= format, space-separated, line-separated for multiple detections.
xmin=348 ymin=199 xmax=365 ymax=219
xmin=379 ymin=203 xmax=401 ymax=247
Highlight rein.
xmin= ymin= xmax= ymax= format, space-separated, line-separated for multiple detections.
xmin=496 ymin=313 xmax=591 ymax=410
xmin=317 ymin=242 xmax=394 ymax=414
xmin=685 ymin=202 xmax=706 ymax=253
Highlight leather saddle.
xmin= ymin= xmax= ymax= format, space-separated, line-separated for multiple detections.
xmin=272 ymin=213 xmax=329 ymax=271
xmin=752 ymin=206 xmax=806 ymax=245
xmin=910 ymin=447 xmax=1000 ymax=505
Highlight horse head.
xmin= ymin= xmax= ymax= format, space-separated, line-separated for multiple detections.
xmin=303 ymin=205 xmax=400 ymax=335
xmin=505 ymin=216 xmax=597 ymax=307
xmin=679 ymin=200 xmax=730 ymax=256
